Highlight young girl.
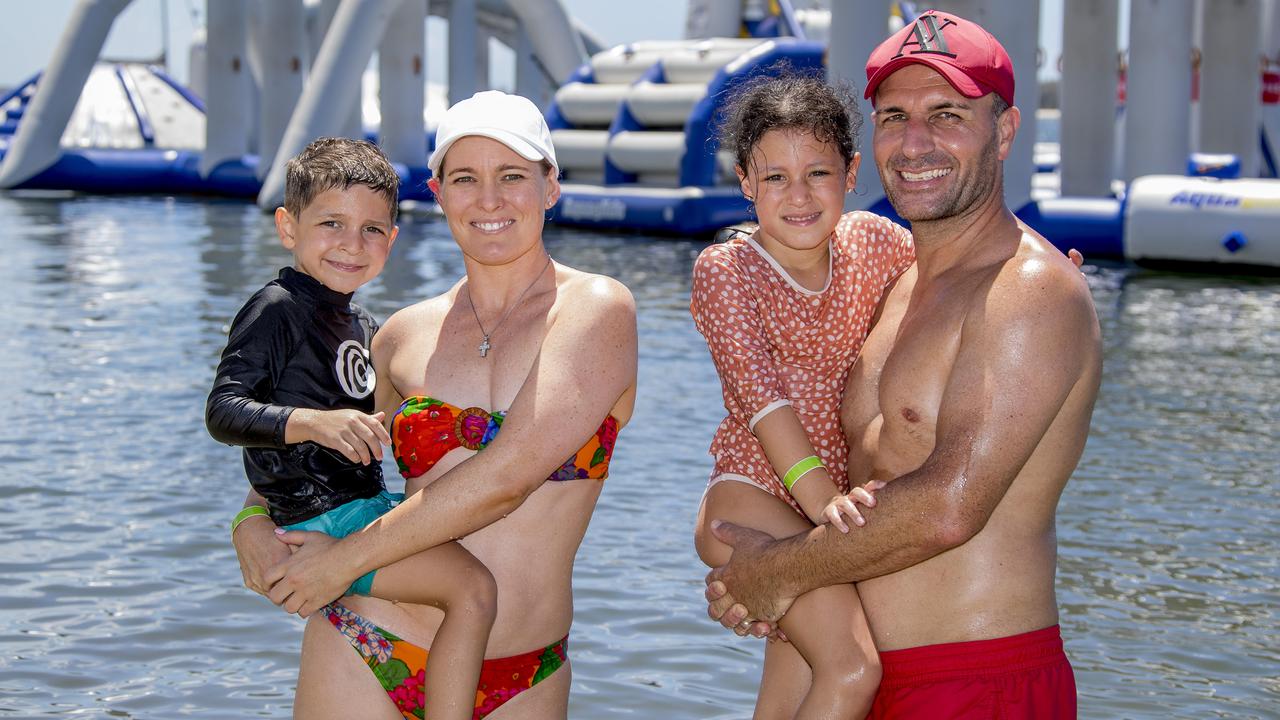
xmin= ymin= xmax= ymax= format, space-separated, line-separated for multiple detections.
xmin=691 ymin=73 xmax=914 ymax=719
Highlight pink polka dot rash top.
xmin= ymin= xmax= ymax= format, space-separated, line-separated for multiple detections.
xmin=690 ymin=211 xmax=915 ymax=516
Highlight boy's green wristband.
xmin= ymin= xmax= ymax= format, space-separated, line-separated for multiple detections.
xmin=231 ymin=505 xmax=270 ymax=536
xmin=782 ymin=455 xmax=824 ymax=492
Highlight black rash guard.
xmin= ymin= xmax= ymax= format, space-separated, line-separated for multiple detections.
xmin=206 ymin=266 xmax=384 ymax=526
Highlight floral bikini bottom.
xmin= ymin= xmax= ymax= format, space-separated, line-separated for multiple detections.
xmin=323 ymin=602 xmax=568 ymax=719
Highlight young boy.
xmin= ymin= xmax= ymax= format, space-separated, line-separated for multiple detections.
xmin=207 ymin=138 xmax=495 ymax=720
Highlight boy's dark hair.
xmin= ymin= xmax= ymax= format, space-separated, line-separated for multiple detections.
xmin=717 ymin=68 xmax=863 ymax=175
xmin=284 ymin=137 xmax=400 ymax=222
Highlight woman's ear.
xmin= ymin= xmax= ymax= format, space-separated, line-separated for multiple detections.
xmin=545 ymin=168 xmax=562 ymax=209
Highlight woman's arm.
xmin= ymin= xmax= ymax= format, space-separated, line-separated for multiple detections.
xmin=267 ymin=275 xmax=638 ymax=616
xmin=230 ymin=489 xmax=291 ymax=597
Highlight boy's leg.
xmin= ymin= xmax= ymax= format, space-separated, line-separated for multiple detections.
xmin=368 ymin=541 xmax=497 ymax=720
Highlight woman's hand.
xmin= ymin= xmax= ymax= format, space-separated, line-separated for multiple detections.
xmin=231 ymin=513 xmax=291 ymax=597
xmin=266 ymin=529 xmax=349 ymax=618
xmin=819 ymin=480 xmax=886 ymax=533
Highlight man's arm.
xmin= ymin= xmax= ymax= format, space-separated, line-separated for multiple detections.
xmin=267 ymin=277 xmax=638 ymax=616
xmin=708 ymin=256 xmax=1100 ymax=623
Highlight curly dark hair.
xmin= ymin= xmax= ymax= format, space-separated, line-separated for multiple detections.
xmin=716 ymin=68 xmax=863 ymax=176
xmin=284 ymin=137 xmax=400 ymax=222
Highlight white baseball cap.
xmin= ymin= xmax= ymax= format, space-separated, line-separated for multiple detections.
xmin=427 ymin=90 xmax=558 ymax=177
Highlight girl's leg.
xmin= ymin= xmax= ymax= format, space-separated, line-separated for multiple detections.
xmin=777 ymin=582 xmax=880 ymax=719
xmin=696 ymin=480 xmax=880 ymax=720
xmin=370 ymin=542 xmax=498 ymax=720
xmin=294 ymin=611 xmax=403 ymax=720
xmin=756 ymin=634 xmax=812 ymax=720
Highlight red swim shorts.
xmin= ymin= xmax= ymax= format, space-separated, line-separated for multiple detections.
xmin=868 ymin=624 xmax=1077 ymax=719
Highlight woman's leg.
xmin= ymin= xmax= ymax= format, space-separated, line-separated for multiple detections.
xmin=294 ymin=612 xmax=403 ymax=720
xmin=696 ymin=480 xmax=880 ymax=720
xmin=370 ymin=541 xmax=498 ymax=720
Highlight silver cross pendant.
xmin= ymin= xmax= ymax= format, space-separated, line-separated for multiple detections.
xmin=478 ymin=335 xmax=491 ymax=358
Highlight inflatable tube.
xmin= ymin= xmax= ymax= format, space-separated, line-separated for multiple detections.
xmin=555 ymin=83 xmax=631 ymax=127
xmin=1017 ymin=197 xmax=1125 ymax=260
xmin=607 ymin=131 xmax=685 ymax=174
xmin=1124 ymin=175 xmax=1280 ymax=272
xmin=625 ymin=83 xmax=707 ymax=128
xmin=0 ymin=0 xmax=130 ymax=188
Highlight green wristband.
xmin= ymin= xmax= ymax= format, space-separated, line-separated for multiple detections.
xmin=781 ymin=455 xmax=824 ymax=492
xmin=231 ymin=505 xmax=270 ymax=536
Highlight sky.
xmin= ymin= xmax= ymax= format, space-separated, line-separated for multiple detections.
xmin=0 ymin=0 xmax=1091 ymax=92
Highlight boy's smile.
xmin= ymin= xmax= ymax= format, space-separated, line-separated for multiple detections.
xmin=276 ymin=185 xmax=398 ymax=294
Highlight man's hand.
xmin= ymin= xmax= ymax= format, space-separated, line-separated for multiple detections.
xmin=286 ymin=408 xmax=390 ymax=465
xmin=705 ymin=579 xmax=777 ymax=638
xmin=703 ymin=521 xmax=798 ymax=627
xmin=231 ymin=513 xmax=290 ymax=596
xmin=265 ymin=529 xmax=348 ymax=617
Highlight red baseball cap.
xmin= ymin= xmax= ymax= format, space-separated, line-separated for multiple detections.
xmin=864 ymin=9 xmax=1014 ymax=107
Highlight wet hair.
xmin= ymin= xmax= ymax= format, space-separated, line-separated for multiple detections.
xmin=284 ymin=137 xmax=399 ymax=222
xmin=717 ymin=68 xmax=863 ymax=175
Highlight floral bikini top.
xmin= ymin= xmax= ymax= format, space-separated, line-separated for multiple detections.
xmin=391 ymin=395 xmax=620 ymax=482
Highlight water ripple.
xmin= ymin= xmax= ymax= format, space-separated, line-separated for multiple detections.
xmin=0 ymin=197 xmax=1275 ymax=717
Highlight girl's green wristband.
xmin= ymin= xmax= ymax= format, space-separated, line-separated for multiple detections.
xmin=782 ymin=455 xmax=824 ymax=492
xmin=230 ymin=505 xmax=270 ymax=536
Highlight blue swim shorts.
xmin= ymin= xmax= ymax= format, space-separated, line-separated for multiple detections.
xmin=282 ymin=490 xmax=404 ymax=596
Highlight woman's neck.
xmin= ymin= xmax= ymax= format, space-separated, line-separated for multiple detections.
xmin=463 ymin=248 xmax=554 ymax=313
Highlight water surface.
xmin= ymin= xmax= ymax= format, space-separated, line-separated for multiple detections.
xmin=0 ymin=195 xmax=1275 ymax=718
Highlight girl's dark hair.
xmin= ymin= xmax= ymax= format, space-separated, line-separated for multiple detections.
xmin=717 ymin=68 xmax=863 ymax=175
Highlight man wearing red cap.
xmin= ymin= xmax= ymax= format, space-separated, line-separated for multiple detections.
xmin=704 ymin=10 xmax=1100 ymax=718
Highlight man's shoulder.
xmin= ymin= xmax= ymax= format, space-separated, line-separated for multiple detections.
xmin=981 ymin=232 xmax=1096 ymax=334
xmin=998 ymin=233 xmax=1091 ymax=302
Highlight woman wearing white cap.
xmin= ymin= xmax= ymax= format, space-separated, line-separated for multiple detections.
xmin=233 ymin=90 xmax=638 ymax=718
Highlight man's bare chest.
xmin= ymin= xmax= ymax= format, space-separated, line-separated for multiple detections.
xmin=844 ymin=278 xmax=965 ymax=458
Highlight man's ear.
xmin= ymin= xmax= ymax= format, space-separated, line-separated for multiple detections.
xmin=997 ymin=105 xmax=1021 ymax=162
xmin=275 ymin=207 xmax=297 ymax=250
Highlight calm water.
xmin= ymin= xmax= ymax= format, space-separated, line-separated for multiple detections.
xmin=0 ymin=194 xmax=1276 ymax=719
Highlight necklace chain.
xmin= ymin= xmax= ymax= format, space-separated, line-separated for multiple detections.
xmin=465 ymin=255 xmax=552 ymax=358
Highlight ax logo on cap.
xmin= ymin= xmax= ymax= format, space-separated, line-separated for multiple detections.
xmin=893 ymin=14 xmax=958 ymax=59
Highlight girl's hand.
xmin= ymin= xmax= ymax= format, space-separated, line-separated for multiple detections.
xmin=820 ymin=480 xmax=887 ymax=533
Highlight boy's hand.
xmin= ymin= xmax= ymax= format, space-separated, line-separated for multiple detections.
xmin=287 ymin=409 xmax=391 ymax=465
xmin=820 ymin=480 xmax=887 ymax=533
